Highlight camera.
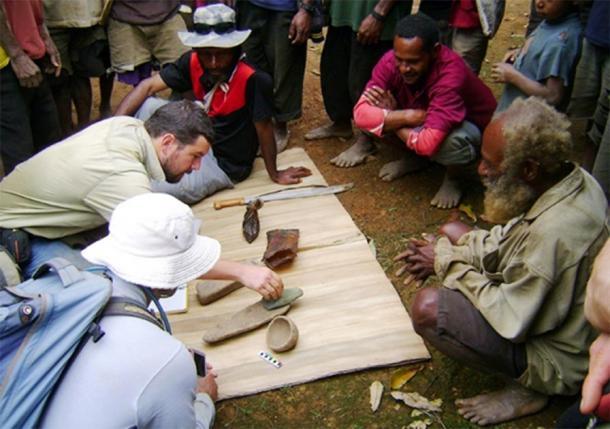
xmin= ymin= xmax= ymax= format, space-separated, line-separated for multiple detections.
xmin=193 ymin=350 xmax=206 ymax=376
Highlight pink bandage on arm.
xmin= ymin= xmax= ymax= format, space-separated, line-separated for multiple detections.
xmin=353 ymin=95 xmax=387 ymax=137
xmin=404 ymin=128 xmax=448 ymax=157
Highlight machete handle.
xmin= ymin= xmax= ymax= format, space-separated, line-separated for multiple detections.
xmin=213 ymin=198 xmax=246 ymax=210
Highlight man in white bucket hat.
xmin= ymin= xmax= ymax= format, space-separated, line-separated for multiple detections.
xmin=41 ymin=193 xmax=284 ymax=428
xmin=116 ymin=3 xmax=311 ymax=205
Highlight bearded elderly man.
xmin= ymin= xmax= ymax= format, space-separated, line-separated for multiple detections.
xmin=115 ymin=4 xmax=311 ymax=204
xmin=395 ymin=97 xmax=608 ymax=426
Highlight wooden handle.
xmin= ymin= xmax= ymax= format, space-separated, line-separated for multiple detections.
xmin=213 ymin=198 xmax=246 ymax=210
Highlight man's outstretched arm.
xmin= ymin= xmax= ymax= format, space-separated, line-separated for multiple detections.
xmin=200 ymin=259 xmax=284 ymax=301
xmin=115 ymin=74 xmax=169 ymax=116
xmin=255 ymin=119 xmax=311 ymax=185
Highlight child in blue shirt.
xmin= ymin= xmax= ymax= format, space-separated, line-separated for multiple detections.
xmin=493 ymin=0 xmax=582 ymax=112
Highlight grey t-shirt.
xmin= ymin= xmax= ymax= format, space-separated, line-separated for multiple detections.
xmin=40 ymin=276 xmax=215 ymax=429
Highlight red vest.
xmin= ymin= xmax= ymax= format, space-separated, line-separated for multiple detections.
xmin=189 ymin=52 xmax=255 ymax=118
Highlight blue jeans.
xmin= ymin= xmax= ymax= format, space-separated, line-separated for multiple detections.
xmin=23 ymin=237 xmax=92 ymax=279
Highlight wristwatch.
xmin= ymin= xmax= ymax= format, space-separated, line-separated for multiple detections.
xmin=370 ymin=10 xmax=387 ymax=22
xmin=298 ymin=0 xmax=315 ymax=14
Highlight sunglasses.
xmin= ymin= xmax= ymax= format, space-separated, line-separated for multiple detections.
xmin=193 ymin=22 xmax=236 ymax=35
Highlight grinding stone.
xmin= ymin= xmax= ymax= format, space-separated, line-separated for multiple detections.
xmin=202 ymin=301 xmax=291 ymax=343
xmin=195 ymin=279 xmax=244 ymax=305
xmin=262 ymin=287 xmax=303 ymax=310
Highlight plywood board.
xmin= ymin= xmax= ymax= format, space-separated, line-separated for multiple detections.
xmin=171 ymin=148 xmax=429 ymax=400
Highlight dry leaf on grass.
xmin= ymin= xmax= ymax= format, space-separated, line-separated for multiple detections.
xmin=421 ymin=233 xmax=436 ymax=243
xmin=430 ymin=398 xmax=443 ymax=409
xmin=370 ymin=381 xmax=384 ymax=412
xmin=390 ymin=367 xmax=420 ymax=390
xmin=458 ymin=203 xmax=477 ymax=222
xmin=391 ymin=391 xmax=442 ymax=412
xmin=407 ymin=418 xmax=432 ymax=429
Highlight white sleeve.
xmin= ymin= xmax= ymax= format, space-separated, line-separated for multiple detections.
xmin=194 ymin=393 xmax=216 ymax=429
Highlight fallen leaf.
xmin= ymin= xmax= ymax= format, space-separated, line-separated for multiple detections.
xmin=430 ymin=398 xmax=443 ymax=408
xmin=458 ymin=204 xmax=477 ymax=222
xmin=391 ymin=367 xmax=420 ymax=390
xmin=421 ymin=233 xmax=436 ymax=243
xmin=391 ymin=391 xmax=441 ymax=412
xmin=370 ymin=381 xmax=384 ymax=412
xmin=407 ymin=419 xmax=432 ymax=429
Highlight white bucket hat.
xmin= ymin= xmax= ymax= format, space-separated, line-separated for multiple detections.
xmin=82 ymin=193 xmax=221 ymax=289
xmin=178 ymin=4 xmax=251 ymax=49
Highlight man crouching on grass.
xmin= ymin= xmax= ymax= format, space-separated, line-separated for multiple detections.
xmin=395 ymin=97 xmax=608 ymax=426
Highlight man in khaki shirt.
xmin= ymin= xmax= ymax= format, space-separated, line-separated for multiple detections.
xmin=395 ymin=97 xmax=608 ymax=426
xmin=0 ymin=100 xmax=212 ymax=278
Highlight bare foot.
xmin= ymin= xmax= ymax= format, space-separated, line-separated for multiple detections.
xmin=274 ymin=127 xmax=290 ymax=153
xmin=330 ymin=135 xmax=375 ymax=168
xmin=430 ymin=172 xmax=462 ymax=209
xmin=305 ymin=121 xmax=353 ymax=140
xmin=378 ymin=153 xmax=427 ymax=181
xmin=455 ymin=383 xmax=548 ymax=426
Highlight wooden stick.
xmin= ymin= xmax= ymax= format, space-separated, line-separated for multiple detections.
xmin=213 ymin=197 xmax=246 ymax=210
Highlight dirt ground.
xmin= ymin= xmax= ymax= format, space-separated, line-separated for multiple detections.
xmin=97 ymin=1 xmax=584 ymax=427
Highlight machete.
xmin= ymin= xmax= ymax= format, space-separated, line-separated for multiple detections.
xmin=213 ymin=183 xmax=353 ymax=209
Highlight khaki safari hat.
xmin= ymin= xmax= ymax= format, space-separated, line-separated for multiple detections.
xmin=178 ymin=3 xmax=251 ymax=49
